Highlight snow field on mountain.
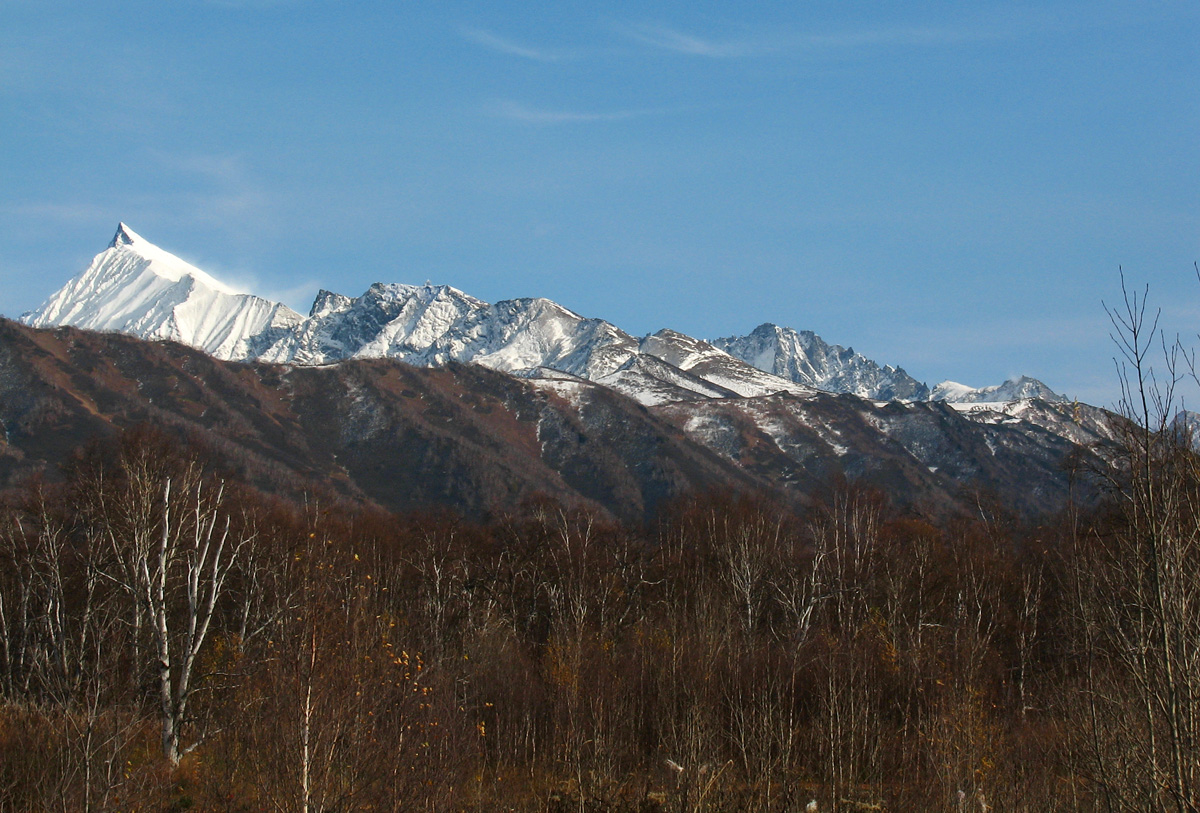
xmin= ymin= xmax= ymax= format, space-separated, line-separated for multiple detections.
xmin=22 ymin=223 xmax=1067 ymax=411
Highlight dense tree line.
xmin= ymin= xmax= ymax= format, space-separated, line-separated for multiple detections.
xmin=1 ymin=398 xmax=1196 ymax=813
xmin=1 ymin=280 xmax=1197 ymax=812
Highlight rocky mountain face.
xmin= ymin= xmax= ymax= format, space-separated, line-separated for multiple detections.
xmin=9 ymin=224 xmax=1108 ymax=518
xmin=0 ymin=319 xmax=1114 ymax=520
xmin=712 ymin=322 xmax=932 ymax=401
xmin=654 ymin=391 xmax=1111 ymax=516
xmin=931 ymin=375 xmax=1065 ymax=404
xmin=22 ymin=224 xmax=1063 ymax=407
xmin=0 ymin=319 xmax=764 ymax=522
xmin=276 ymin=281 xmax=643 ymax=380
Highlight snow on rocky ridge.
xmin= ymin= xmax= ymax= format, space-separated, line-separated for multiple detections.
xmin=931 ymin=376 xmax=1063 ymax=404
xmin=713 ymin=322 xmax=932 ymax=401
xmin=23 ymin=224 xmax=305 ymax=361
xmin=22 ymin=224 xmax=1066 ymax=409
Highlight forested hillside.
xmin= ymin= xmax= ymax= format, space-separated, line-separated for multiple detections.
xmin=1 ymin=410 xmax=1197 ymax=811
xmin=0 ymin=319 xmax=1113 ymax=522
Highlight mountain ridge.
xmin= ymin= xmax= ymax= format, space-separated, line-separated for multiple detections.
xmin=0 ymin=318 xmax=1113 ymax=519
xmin=22 ymin=223 xmax=1065 ymax=408
xmin=713 ymin=322 xmax=932 ymax=402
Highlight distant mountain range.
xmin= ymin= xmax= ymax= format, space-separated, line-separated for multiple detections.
xmin=0 ymin=317 xmax=1115 ymax=521
xmin=5 ymin=223 xmax=1117 ymax=520
xmin=22 ymin=224 xmax=1064 ymax=408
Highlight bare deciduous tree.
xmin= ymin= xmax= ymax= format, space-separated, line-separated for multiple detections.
xmin=83 ymin=432 xmax=249 ymax=765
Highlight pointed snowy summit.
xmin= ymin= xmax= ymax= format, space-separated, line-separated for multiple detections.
xmin=109 ymin=221 xmax=142 ymax=249
xmin=22 ymin=224 xmax=1073 ymax=412
xmin=22 ymin=223 xmax=303 ymax=361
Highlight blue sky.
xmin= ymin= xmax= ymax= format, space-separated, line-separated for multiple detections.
xmin=2 ymin=1 xmax=1197 ymax=406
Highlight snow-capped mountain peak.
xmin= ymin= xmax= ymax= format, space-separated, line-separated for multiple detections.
xmin=638 ymin=329 xmax=810 ymax=399
xmin=110 ymin=222 xmax=139 ymax=248
xmin=931 ymin=375 xmax=1064 ymax=404
xmin=22 ymin=224 xmax=1068 ymax=411
xmin=22 ymin=224 xmax=301 ymax=361
xmin=712 ymin=322 xmax=931 ymax=401
xmin=105 ymin=222 xmax=240 ymax=295
xmin=309 ymin=289 xmax=353 ymax=319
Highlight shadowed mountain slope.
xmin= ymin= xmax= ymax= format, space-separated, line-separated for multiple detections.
xmin=0 ymin=319 xmax=1113 ymax=520
xmin=0 ymin=319 xmax=768 ymax=522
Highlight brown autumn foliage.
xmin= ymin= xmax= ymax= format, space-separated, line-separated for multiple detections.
xmin=0 ymin=391 xmax=1197 ymax=812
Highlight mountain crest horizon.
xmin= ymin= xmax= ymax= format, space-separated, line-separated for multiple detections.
xmin=27 ymin=223 xmax=1063 ymax=406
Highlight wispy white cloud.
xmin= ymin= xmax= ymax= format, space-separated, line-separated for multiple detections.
xmin=620 ymin=17 xmax=1027 ymax=59
xmin=620 ymin=23 xmax=760 ymax=58
xmin=461 ymin=28 xmax=571 ymax=62
xmin=489 ymin=99 xmax=656 ymax=125
xmin=158 ymin=152 xmax=251 ymax=186
xmin=143 ymin=151 xmax=278 ymax=244
xmin=259 ymin=278 xmax=323 ymax=314
xmin=803 ymin=23 xmax=1013 ymax=49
